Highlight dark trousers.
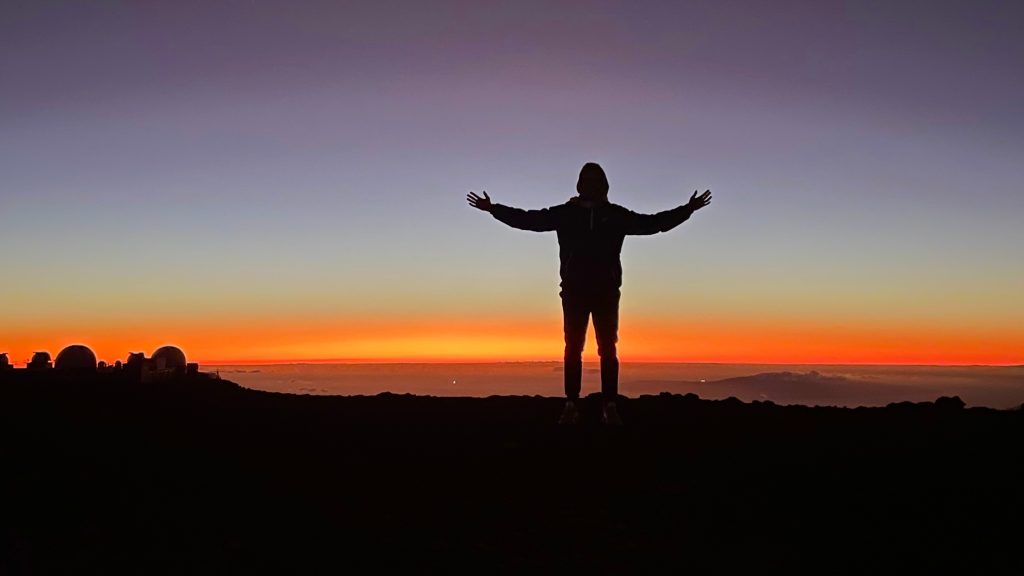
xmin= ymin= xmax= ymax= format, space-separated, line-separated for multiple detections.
xmin=561 ymin=289 xmax=620 ymax=400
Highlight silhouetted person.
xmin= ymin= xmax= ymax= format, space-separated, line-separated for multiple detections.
xmin=468 ymin=162 xmax=712 ymax=424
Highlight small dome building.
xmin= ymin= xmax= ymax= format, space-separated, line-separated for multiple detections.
xmin=0 ymin=353 xmax=11 ymax=369
xmin=28 ymin=351 xmax=53 ymax=370
xmin=152 ymin=346 xmax=187 ymax=370
xmin=55 ymin=345 xmax=98 ymax=370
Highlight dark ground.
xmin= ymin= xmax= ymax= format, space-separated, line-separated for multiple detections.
xmin=1 ymin=375 xmax=1022 ymax=574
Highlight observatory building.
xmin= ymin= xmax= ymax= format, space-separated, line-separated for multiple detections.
xmin=0 ymin=344 xmax=205 ymax=385
xmin=152 ymin=346 xmax=188 ymax=371
xmin=55 ymin=345 xmax=98 ymax=371
xmin=28 ymin=352 xmax=53 ymax=370
xmin=125 ymin=346 xmax=200 ymax=382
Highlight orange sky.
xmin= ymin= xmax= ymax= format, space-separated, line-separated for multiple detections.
xmin=3 ymin=1 xmax=1024 ymax=371
xmin=4 ymin=313 xmax=1022 ymax=366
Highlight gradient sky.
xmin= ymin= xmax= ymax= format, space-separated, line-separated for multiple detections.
xmin=2 ymin=1 xmax=1023 ymax=364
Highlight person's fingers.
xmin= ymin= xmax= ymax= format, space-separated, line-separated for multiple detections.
xmin=691 ymin=190 xmax=698 ymax=200
xmin=483 ymin=191 xmax=490 ymax=200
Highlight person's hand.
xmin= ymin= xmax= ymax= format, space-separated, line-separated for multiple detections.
xmin=688 ymin=190 xmax=712 ymax=211
xmin=467 ymin=191 xmax=493 ymax=212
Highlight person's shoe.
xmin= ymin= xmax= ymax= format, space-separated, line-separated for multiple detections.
xmin=602 ymin=401 xmax=623 ymax=426
xmin=558 ymin=400 xmax=580 ymax=425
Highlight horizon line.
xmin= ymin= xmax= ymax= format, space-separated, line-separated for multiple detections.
xmin=198 ymin=358 xmax=1024 ymax=368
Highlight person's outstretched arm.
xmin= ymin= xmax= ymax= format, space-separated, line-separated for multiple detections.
xmin=466 ymin=190 xmax=558 ymax=232
xmin=622 ymin=189 xmax=712 ymax=235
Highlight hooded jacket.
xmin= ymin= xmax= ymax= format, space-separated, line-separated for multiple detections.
xmin=490 ymin=197 xmax=695 ymax=292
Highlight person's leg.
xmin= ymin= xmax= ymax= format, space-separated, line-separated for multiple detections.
xmin=561 ymin=291 xmax=590 ymax=400
xmin=592 ymin=290 xmax=620 ymax=400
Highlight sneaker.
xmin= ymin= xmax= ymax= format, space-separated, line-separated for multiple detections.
xmin=558 ymin=400 xmax=580 ymax=425
xmin=602 ymin=401 xmax=622 ymax=426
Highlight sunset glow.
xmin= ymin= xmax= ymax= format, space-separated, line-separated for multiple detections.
xmin=5 ymin=313 xmax=1022 ymax=366
xmin=2 ymin=2 xmax=1022 ymax=367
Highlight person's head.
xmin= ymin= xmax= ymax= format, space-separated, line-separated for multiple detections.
xmin=576 ymin=162 xmax=609 ymax=202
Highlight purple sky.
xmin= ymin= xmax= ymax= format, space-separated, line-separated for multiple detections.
xmin=2 ymin=1 xmax=1023 ymax=362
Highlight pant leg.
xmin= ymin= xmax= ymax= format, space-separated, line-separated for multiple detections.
xmin=560 ymin=291 xmax=590 ymax=399
xmin=592 ymin=290 xmax=620 ymax=399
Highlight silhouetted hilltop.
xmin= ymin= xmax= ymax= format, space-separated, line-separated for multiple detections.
xmin=1 ymin=377 xmax=1022 ymax=574
xmin=718 ymin=369 xmax=851 ymax=385
xmin=707 ymin=370 xmax=904 ymax=405
xmin=628 ymin=369 xmax=1022 ymax=408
